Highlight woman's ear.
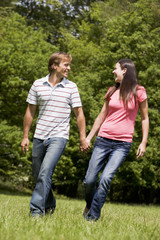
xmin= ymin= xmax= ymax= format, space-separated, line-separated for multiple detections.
xmin=123 ymin=67 xmax=127 ymax=74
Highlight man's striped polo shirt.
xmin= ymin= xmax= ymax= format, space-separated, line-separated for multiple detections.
xmin=26 ymin=74 xmax=82 ymax=140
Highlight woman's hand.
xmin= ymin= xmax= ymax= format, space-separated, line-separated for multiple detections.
xmin=136 ymin=142 xmax=146 ymax=159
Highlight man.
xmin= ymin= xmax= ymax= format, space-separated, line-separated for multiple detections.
xmin=21 ymin=52 xmax=90 ymax=217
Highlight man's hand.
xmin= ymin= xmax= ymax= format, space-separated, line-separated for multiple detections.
xmin=136 ymin=142 xmax=146 ymax=159
xmin=21 ymin=138 xmax=29 ymax=154
xmin=80 ymin=138 xmax=91 ymax=153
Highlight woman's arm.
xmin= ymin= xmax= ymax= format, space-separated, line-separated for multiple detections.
xmin=136 ymin=99 xmax=149 ymax=158
xmin=87 ymin=101 xmax=109 ymax=143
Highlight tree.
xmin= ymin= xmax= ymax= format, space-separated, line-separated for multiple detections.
xmin=0 ymin=9 xmax=57 ymax=188
xmin=14 ymin=0 xmax=100 ymax=45
xmin=0 ymin=9 xmax=57 ymax=125
xmin=0 ymin=0 xmax=160 ymax=202
xmin=0 ymin=0 xmax=17 ymax=7
xmin=59 ymin=0 xmax=160 ymax=202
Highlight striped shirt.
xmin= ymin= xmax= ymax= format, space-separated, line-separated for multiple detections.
xmin=26 ymin=74 xmax=82 ymax=140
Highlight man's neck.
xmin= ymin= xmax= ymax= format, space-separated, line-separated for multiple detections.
xmin=49 ymin=74 xmax=63 ymax=87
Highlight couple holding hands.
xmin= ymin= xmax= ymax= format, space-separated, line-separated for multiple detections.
xmin=21 ymin=52 xmax=149 ymax=221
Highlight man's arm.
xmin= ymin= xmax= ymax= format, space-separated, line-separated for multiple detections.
xmin=73 ymin=107 xmax=90 ymax=152
xmin=21 ymin=104 xmax=37 ymax=154
xmin=86 ymin=101 xmax=109 ymax=144
xmin=136 ymin=99 xmax=149 ymax=159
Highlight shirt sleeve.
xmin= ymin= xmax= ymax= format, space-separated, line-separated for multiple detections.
xmin=136 ymin=86 xmax=147 ymax=103
xmin=26 ymin=82 xmax=38 ymax=105
xmin=71 ymin=83 xmax=82 ymax=108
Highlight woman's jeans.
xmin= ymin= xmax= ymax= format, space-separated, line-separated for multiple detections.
xmin=84 ymin=136 xmax=131 ymax=219
xmin=30 ymin=137 xmax=67 ymax=216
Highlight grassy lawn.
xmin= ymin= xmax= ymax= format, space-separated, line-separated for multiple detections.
xmin=0 ymin=192 xmax=160 ymax=240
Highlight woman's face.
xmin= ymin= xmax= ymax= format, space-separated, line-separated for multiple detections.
xmin=112 ymin=62 xmax=126 ymax=84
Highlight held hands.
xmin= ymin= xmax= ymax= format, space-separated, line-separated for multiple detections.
xmin=80 ymin=138 xmax=91 ymax=153
xmin=21 ymin=138 xmax=29 ymax=154
xmin=136 ymin=142 xmax=146 ymax=159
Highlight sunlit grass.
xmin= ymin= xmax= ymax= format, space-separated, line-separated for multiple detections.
xmin=0 ymin=192 xmax=160 ymax=240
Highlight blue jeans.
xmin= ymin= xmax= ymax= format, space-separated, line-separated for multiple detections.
xmin=84 ymin=136 xmax=131 ymax=219
xmin=30 ymin=137 xmax=67 ymax=216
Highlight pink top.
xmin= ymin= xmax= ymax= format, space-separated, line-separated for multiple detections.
xmin=98 ymin=86 xmax=147 ymax=142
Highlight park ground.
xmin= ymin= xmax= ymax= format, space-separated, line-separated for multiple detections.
xmin=0 ymin=191 xmax=160 ymax=240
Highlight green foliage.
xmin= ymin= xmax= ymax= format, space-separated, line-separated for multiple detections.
xmin=0 ymin=9 xmax=57 ymax=187
xmin=0 ymin=121 xmax=33 ymax=190
xmin=59 ymin=0 xmax=160 ymax=201
xmin=14 ymin=0 xmax=99 ymax=45
xmin=53 ymin=155 xmax=77 ymax=186
xmin=0 ymin=121 xmax=22 ymax=176
xmin=0 ymin=0 xmax=160 ymax=202
xmin=0 ymin=0 xmax=17 ymax=7
xmin=0 ymin=9 xmax=57 ymax=125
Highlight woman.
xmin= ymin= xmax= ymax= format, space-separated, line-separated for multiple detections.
xmin=83 ymin=59 xmax=149 ymax=221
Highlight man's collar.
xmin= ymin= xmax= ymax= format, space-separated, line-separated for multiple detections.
xmin=59 ymin=78 xmax=69 ymax=87
xmin=43 ymin=75 xmax=69 ymax=87
xmin=43 ymin=74 xmax=50 ymax=84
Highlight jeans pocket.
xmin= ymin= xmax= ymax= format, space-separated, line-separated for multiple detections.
xmin=120 ymin=142 xmax=132 ymax=155
xmin=122 ymin=141 xmax=132 ymax=148
xmin=94 ymin=136 xmax=102 ymax=147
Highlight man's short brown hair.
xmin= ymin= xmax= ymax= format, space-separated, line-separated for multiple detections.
xmin=48 ymin=52 xmax=72 ymax=73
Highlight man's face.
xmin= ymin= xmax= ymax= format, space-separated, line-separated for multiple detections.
xmin=54 ymin=58 xmax=71 ymax=79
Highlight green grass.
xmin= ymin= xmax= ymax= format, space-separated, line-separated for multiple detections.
xmin=0 ymin=192 xmax=160 ymax=240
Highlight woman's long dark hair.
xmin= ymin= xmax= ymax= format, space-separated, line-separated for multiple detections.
xmin=106 ymin=59 xmax=138 ymax=107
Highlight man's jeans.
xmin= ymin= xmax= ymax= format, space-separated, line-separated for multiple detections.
xmin=84 ymin=136 xmax=131 ymax=219
xmin=30 ymin=137 xmax=67 ymax=216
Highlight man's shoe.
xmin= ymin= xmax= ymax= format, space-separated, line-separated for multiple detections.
xmin=29 ymin=210 xmax=43 ymax=217
xmin=30 ymin=212 xmax=42 ymax=218
xmin=32 ymin=213 xmax=41 ymax=218
xmin=86 ymin=214 xmax=98 ymax=222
